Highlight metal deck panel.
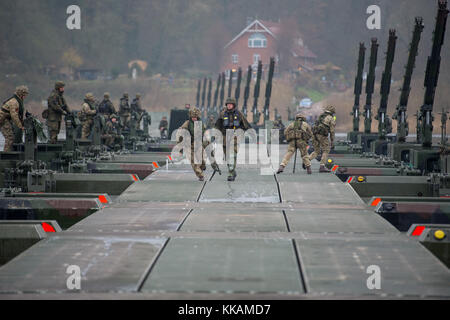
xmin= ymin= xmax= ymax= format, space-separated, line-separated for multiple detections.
xmin=285 ymin=208 xmax=398 ymax=234
xmin=199 ymin=169 xmax=279 ymax=203
xmin=118 ymin=181 xmax=204 ymax=202
xmin=0 ymin=236 xmax=166 ymax=293
xmin=295 ymin=237 xmax=450 ymax=297
xmin=180 ymin=207 xmax=287 ymax=232
xmin=141 ymin=238 xmax=304 ymax=294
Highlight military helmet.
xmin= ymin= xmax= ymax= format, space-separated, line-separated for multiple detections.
xmin=110 ymin=114 xmax=118 ymax=119
xmin=123 ymin=92 xmax=129 ymax=98
xmin=189 ymin=107 xmax=202 ymax=119
xmin=104 ymin=92 xmax=110 ymax=99
xmin=136 ymin=93 xmax=141 ymax=99
xmin=85 ymin=93 xmax=95 ymax=101
xmin=225 ymin=97 xmax=237 ymax=107
xmin=15 ymin=85 xmax=29 ymax=96
xmin=295 ymin=113 xmax=306 ymax=120
xmin=325 ymin=105 xmax=336 ymax=114
xmin=55 ymin=81 xmax=65 ymax=89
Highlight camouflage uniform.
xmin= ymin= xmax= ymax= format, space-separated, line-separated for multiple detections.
xmin=0 ymin=86 xmax=28 ymax=151
xmin=273 ymin=116 xmax=286 ymax=143
xmin=131 ymin=94 xmax=144 ymax=130
xmin=102 ymin=114 xmax=122 ymax=149
xmin=98 ymin=93 xmax=116 ymax=119
xmin=159 ymin=117 xmax=168 ymax=138
xmin=119 ymin=93 xmax=131 ymax=129
xmin=177 ymin=107 xmax=219 ymax=181
xmin=309 ymin=106 xmax=336 ymax=172
xmin=47 ymin=81 xmax=70 ymax=144
xmin=278 ymin=114 xmax=313 ymax=174
xmin=80 ymin=93 xmax=97 ymax=139
xmin=215 ymin=98 xmax=251 ymax=181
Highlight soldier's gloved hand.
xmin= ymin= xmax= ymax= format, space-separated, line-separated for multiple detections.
xmin=25 ymin=111 xmax=32 ymax=118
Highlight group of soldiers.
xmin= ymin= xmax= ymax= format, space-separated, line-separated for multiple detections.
xmin=177 ymin=99 xmax=336 ymax=181
xmin=177 ymin=97 xmax=250 ymax=182
xmin=46 ymin=82 xmax=146 ymax=149
xmin=0 ymin=82 xmax=149 ymax=152
xmin=277 ymin=105 xmax=336 ymax=174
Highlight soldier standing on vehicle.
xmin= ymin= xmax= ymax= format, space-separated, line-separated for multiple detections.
xmin=98 ymin=93 xmax=116 ymax=119
xmin=119 ymin=93 xmax=131 ymax=129
xmin=177 ymin=107 xmax=220 ymax=181
xmin=308 ymin=105 xmax=336 ymax=172
xmin=215 ymin=97 xmax=251 ymax=182
xmin=277 ymin=113 xmax=313 ymax=175
xmin=159 ymin=116 xmax=168 ymax=139
xmin=0 ymin=86 xmax=29 ymax=151
xmin=80 ymin=93 xmax=97 ymax=139
xmin=102 ymin=114 xmax=122 ymax=150
xmin=46 ymin=81 xmax=70 ymax=144
xmin=131 ymin=93 xmax=144 ymax=129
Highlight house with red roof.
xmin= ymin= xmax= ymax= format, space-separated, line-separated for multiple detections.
xmin=222 ymin=19 xmax=317 ymax=74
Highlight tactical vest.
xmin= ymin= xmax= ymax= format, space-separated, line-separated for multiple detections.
xmin=80 ymin=100 xmax=96 ymax=121
xmin=120 ymin=99 xmax=130 ymax=113
xmin=288 ymin=120 xmax=311 ymax=141
xmin=313 ymin=113 xmax=331 ymax=136
xmin=1 ymin=95 xmax=24 ymax=122
xmin=98 ymin=100 xmax=110 ymax=114
xmin=223 ymin=110 xmax=241 ymax=129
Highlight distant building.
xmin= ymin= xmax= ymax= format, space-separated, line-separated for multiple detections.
xmin=222 ymin=19 xmax=317 ymax=75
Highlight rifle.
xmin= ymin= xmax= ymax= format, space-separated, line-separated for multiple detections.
xmin=293 ymin=139 xmax=297 ymax=174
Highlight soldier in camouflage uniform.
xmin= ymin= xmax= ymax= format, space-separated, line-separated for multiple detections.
xmin=308 ymin=105 xmax=336 ymax=173
xmin=131 ymin=93 xmax=144 ymax=130
xmin=47 ymin=81 xmax=70 ymax=144
xmin=102 ymin=114 xmax=122 ymax=150
xmin=273 ymin=115 xmax=286 ymax=143
xmin=277 ymin=113 xmax=313 ymax=175
xmin=98 ymin=93 xmax=116 ymax=119
xmin=80 ymin=93 xmax=97 ymax=139
xmin=177 ymin=107 xmax=219 ymax=181
xmin=0 ymin=86 xmax=29 ymax=151
xmin=159 ymin=116 xmax=168 ymax=139
xmin=119 ymin=93 xmax=131 ymax=129
xmin=215 ymin=97 xmax=251 ymax=181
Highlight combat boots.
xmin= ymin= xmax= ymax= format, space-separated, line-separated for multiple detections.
xmin=307 ymin=166 xmax=312 ymax=175
xmin=227 ymin=171 xmax=237 ymax=182
xmin=277 ymin=165 xmax=285 ymax=174
xmin=319 ymin=165 xmax=330 ymax=173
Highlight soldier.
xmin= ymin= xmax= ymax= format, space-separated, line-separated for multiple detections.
xmin=0 ymin=86 xmax=29 ymax=151
xmin=102 ymin=114 xmax=122 ymax=150
xmin=80 ymin=93 xmax=97 ymax=139
xmin=159 ymin=116 xmax=168 ymax=139
xmin=308 ymin=105 xmax=336 ymax=172
xmin=98 ymin=93 xmax=116 ymax=119
xmin=177 ymin=107 xmax=219 ymax=181
xmin=277 ymin=113 xmax=313 ymax=175
xmin=215 ymin=97 xmax=251 ymax=181
xmin=119 ymin=93 xmax=131 ymax=129
xmin=47 ymin=81 xmax=70 ymax=144
xmin=273 ymin=115 xmax=286 ymax=143
xmin=131 ymin=93 xmax=145 ymax=129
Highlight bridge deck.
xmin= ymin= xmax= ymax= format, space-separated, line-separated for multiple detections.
xmin=0 ymin=145 xmax=449 ymax=299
